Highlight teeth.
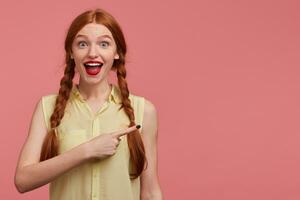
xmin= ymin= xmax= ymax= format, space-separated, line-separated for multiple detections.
xmin=84 ymin=63 xmax=102 ymax=67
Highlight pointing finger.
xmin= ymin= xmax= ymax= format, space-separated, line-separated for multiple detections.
xmin=112 ymin=125 xmax=141 ymax=138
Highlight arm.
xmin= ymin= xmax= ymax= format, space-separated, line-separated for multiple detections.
xmin=140 ymin=99 xmax=164 ymax=200
xmin=14 ymin=98 xmax=90 ymax=193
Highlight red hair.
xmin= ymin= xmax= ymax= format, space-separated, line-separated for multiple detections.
xmin=40 ymin=8 xmax=147 ymax=179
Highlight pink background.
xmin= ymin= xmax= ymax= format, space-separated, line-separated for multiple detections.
xmin=1 ymin=0 xmax=300 ymax=199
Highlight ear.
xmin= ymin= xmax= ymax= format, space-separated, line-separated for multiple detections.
xmin=114 ymin=53 xmax=119 ymax=60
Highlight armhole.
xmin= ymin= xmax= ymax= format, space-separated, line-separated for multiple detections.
xmin=41 ymin=96 xmax=50 ymax=132
xmin=134 ymin=96 xmax=145 ymax=134
xmin=139 ymin=97 xmax=145 ymax=134
xmin=130 ymin=94 xmax=145 ymax=134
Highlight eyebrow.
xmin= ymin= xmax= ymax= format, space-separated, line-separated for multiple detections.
xmin=75 ymin=34 xmax=113 ymax=40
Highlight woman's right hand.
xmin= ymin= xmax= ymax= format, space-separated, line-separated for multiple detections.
xmin=84 ymin=125 xmax=141 ymax=160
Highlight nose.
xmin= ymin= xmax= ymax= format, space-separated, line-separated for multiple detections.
xmin=88 ymin=44 xmax=99 ymax=58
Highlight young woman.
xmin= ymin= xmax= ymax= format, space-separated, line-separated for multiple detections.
xmin=14 ymin=8 xmax=163 ymax=200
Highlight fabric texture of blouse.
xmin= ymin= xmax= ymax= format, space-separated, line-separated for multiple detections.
xmin=41 ymin=83 xmax=145 ymax=200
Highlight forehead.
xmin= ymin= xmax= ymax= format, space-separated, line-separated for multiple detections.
xmin=75 ymin=23 xmax=113 ymax=39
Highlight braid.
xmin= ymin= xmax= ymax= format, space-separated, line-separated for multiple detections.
xmin=117 ymin=64 xmax=147 ymax=179
xmin=40 ymin=61 xmax=75 ymax=161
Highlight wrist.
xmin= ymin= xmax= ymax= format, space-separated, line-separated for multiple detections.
xmin=81 ymin=142 xmax=93 ymax=161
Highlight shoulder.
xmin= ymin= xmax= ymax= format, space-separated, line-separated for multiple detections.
xmin=40 ymin=93 xmax=58 ymax=111
xmin=128 ymin=93 xmax=146 ymax=111
xmin=143 ymin=98 xmax=157 ymax=118
xmin=41 ymin=93 xmax=57 ymax=101
xmin=128 ymin=93 xmax=158 ymax=132
xmin=129 ymin=92 xmax=157 ymax=117
xmin=142 ymin=97 xmax=158 ymax=135
xmin=34 ymin=93 xmax=57 ymax=131
xmin=129 ymin=93 xmax=145 ymax=103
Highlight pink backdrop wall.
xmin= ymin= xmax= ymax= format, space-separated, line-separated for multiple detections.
xmin=1 ymin=0 xmax=300 ymax=199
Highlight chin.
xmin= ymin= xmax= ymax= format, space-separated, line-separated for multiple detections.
xmin=83 ymin=76 xmax=104 ymax=84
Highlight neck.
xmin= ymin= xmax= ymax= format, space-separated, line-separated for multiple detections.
xmin=77 ymin=78 xmax=112 ymax=101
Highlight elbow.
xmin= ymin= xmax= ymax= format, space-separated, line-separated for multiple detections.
xmin=15 ymin=185 xmax=27 ymax=194
xmin=14 ymin=178 xmax=26 ymax=193
xmin=14 ymin=171 xmax=29 ymax=193
xmin=141 ymin=190 xmax=164 ymax=200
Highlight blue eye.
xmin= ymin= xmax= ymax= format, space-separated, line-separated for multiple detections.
xmin=100 ymin=41 xmax=110 ymax=48
xmin=78 ymin=41 xmax=87 ymax=48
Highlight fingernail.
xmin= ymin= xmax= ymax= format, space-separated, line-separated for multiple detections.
xmin=136 ymin=125 xmax=141 ymax=129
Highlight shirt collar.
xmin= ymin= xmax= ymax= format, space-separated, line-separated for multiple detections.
xmin=71 ymin=83 xmax=122 ymax=104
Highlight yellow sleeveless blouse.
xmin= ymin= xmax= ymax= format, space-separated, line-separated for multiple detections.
xmin=41 ymin=83 xmax=145 ymax=200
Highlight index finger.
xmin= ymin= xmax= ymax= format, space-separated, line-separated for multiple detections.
xmin=112 ymin=125 xmax=141 ymax=138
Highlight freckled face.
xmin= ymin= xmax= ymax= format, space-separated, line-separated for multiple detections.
xmin=71 ymin=23 xmax=119 ymax=84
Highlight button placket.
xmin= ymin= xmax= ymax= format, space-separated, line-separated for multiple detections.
xmin=91 ymin=117 xmax=99 ymax=199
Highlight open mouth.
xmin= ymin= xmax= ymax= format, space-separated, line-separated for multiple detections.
xmin=83 ymin=62 xmax=103 ymax=75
